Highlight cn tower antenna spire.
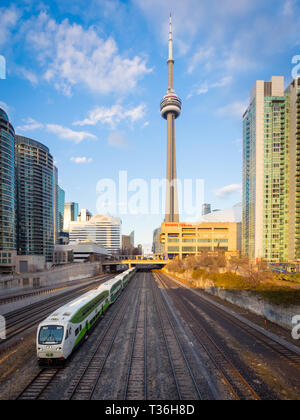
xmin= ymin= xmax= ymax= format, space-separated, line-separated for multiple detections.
xmin=168 ymin=13 xmax=173 ymax=69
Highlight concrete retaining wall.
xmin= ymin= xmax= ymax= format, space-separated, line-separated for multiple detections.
xmin=0 ymin=262 xmax=103 ymax=293
xmin=165 ymin=269 xmax=300 ymax=330
xmin=205 ymin=287 xmax=300 ymax=330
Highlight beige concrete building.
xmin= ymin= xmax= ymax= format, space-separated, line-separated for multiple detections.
xmin=160 ymin=221 xmax=241 ymax=259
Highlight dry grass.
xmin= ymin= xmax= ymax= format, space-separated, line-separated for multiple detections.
xmin=167 ymin=258 xmax=300 ymax=307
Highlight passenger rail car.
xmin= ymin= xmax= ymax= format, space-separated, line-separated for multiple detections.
xmin=36 ymin=268 xmax=135 ymax=365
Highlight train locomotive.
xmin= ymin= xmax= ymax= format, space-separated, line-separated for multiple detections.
xmin=36 ymin=268 xmax=135 ymax=365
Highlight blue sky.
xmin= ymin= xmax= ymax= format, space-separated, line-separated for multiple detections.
xmin=0 ymin=0 xmax=299 ymax=251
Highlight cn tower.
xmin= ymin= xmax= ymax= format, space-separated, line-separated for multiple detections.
xmin=160 ymin=14 xmax=182 ymax=223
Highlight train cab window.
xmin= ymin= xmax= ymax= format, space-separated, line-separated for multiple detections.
xmin=39 ymin=326 xmax=64 ymax=345
xmin=65 ymin=330 xmax=69 ymax=340
xmin=75 ymin=328 xmax=79 ymax=336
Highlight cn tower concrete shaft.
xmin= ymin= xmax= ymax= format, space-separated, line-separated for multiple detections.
xmin=160 ymin=14 xmax=181 ymax=223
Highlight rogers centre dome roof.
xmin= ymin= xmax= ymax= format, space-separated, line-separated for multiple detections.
xmin=201 ymin=203 xmax=242 ymax=223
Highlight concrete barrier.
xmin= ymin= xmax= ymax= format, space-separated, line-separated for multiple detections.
xmin=205 ymin=287 xmax=300 ymax=330
xmin=0 ymin=262 xmax=103 ymax=293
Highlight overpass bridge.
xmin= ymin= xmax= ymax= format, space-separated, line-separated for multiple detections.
xmin=103 ymin=255 xmax=168 ymax=270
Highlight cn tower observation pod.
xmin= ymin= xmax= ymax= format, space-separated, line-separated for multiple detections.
xmin=160 ymin=92 xmax=182 ymax=120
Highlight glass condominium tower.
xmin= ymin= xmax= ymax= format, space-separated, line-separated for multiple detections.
xmin=243 ymin=76 xmax=300 ymax=263
xmin=286 ymin=78 xmax=300 ymax=260
xmin=0 ymin=108 xmax=16 ymax=272
xmin=15 ymin=135 xmax=54 ymax=262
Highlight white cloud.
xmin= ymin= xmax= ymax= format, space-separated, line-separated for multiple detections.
xmin=217 ymin=100 xmax=248 ymax=119
xmin=133 ymin=0 xmax=261 ymax=55
xmin=16 ymin=116 xmax=97 ymax=143
xmin=0 ymin=6 xmax=19 ymax=46
xmin=70 ymin=157 xmax=93 ymax=164
xmin=107 ymin=131 xmax=128 ymax=148
xmin=17 ymin=67 xmax=38 ymax=85
xmin=215 ymin=184 xmax=242 ymax=198
xmin=187 ymin=76 xmax=232 ymax=99
xmin=188 ymin=47 xmax=215 ymax=74
xmin=24 ymin=12 xmax=151 ymax=95
xmin=74 ymin=103 xmax=146 ymax=128
xmin=46 ymin=124 xmax=97 ymax=144
xmin=17 ymin=118 xmax=43 ymax=132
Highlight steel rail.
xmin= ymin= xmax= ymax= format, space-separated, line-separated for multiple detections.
xmin=123 ymin=273 xmax=148 ymax=400
xmin=151 ymin=273 xmax=203 ymax=400
xmin=67 ymin=276 xmax=139 ymax=400
xmin=163 ymin=272 xmax=300 ymax=368
xmin=157 ymin=272 xmax=261 ymax=401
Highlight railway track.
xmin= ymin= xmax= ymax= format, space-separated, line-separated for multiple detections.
xmin=151 ymin=272 xmax=203 ymax=400
xmin=16 ymin=369 xmax=60 ymax=400
xmin=156 ymin=272 xmax=261 ymax=401
xmin=123 ymin=274 xmax=148 ymax=400
xmin=66 ymin=276 xmax=140 ymax=400
xmin=161 ymin=272 xmax=300 ymax=369
xmin=16 ymin=274 xmax=139 ymax=401
xmin=1 ymin=274 xmax=114 ymax=348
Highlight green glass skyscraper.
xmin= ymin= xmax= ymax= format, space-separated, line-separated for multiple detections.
xmin=243 ymin=76 xmax=300 ymax=263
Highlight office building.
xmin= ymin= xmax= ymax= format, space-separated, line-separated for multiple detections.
xmin=57 ymin=186 xmax=65 ymax=233
xmin=153 ymin=226 xmax=163 ymax=255
xmin=160 ymin=221 xmax=241 ymax=260
xmin=78 ymin=208 xmax=92 ymax=222
xmin=69 ymin=214 xmax=121 ymax=254
xmin=64 ymin=202 xmax=79 ymax=232
xmin=54 ymin=242 xmax=108 ymax=264
xmin=129 ymin=231 xmax=135 ymax=248
xmin=53 ymin=167 xmax=59 ymax=244
xmin=122 ymin=234 xmax=133 ymax=256
xmin=202 ymin=204 xmax=211 ymax=216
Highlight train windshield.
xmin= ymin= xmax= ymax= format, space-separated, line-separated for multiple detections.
xmin=38 ymin=325 xmax=64 ymax=344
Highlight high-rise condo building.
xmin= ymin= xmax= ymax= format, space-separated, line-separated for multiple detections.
xmin=286 ymin=78 xmax=300 ymax=260
xmin=243 ymin=76 xmax=300 ymax=262
xmin=15 ymin=135 xmax=54 ymax=262
xmin=0 ymin=108 xmax=16 ymax=273
xmin=68 ymin=214 xmax=121 ymax=255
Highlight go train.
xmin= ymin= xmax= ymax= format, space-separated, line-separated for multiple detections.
xmin=36 ymin=268 xmax=136 ymax=365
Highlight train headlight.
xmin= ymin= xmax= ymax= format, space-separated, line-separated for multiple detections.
xmin=56 ymin=347 xmax=62 ymax=351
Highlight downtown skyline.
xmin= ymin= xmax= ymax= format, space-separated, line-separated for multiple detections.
xmin=1 ymin=0 xmax=300 ymax=248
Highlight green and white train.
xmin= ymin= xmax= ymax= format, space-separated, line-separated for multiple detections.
xmin=36 ymin=268 xmax=135 ymax=365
